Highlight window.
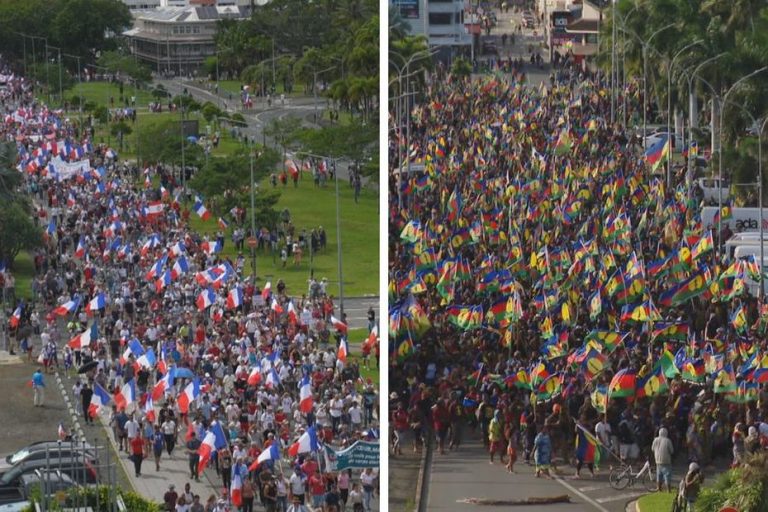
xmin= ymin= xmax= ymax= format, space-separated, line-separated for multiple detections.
xmin=193 ymin=26 xmax=200 ymax=34
xmin=429 ymin=12 xmax=453 ymax=24
xmin=185 ymin=26 xmax=192 ymax=34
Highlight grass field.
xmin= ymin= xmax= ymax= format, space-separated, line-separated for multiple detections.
xmin=12 ymin=251 xmax=34 ymax=300
xmin=70 ymin=81 xmax=156 ymax=109
xmin=214 ymin=79 xmax=305 ymax=98
xmin=188 ymin=173 xmax=379 ymax=297
xmin=636 ymin=491 xmax=674 ymax=512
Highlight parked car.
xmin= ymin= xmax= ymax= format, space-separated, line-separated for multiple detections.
xmin=481 ymin=41 xmax=499 ymax=55
xmin=0 ymin=441 xmax=95 ymax=474
xmin=0 ymin=470 xmax=78 ymax=506
xmin=0 ymin=456 xmax=97 ymax=496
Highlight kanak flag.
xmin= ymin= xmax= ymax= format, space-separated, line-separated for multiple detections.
xmin=298 ymin=375 xmax=313 ymax=413
xmin=197 ymin=431 xmax=217 ymax=474
xmin=74 ymin=237 xmax=86 ymax=259
xmin=144 ymin=395 xmax=156 ymax=424
xmin=9 ymin=305 xmax=22 ymax=329
xmin=85 ymin=293 xmax=106 ymax=315
xmin=114 ymin=379 xmax=136 ymax=411
xmin=68 ymin=324 xmax=98 ymax=349
xmin=89 ymin=383 xmax=112 ymax=417
xmin=152 ymin=366 xmax=175 ymax=400
xmin=337 ymin=337 xmax=349 ymax=363
xmin=231 ymin=465 xmax=243 ymax=507
xmin=54 ymin=297 xmax=81 ymax=316
xmin=226 ymin=287 xmax=243 ymax=310
xmin=288 ymin=426 xmax=319 ymax=457
xmin=178 ymin=378 xmax=200 ymax=414
xmin=330 ymin=315 xmax=348 ymax=334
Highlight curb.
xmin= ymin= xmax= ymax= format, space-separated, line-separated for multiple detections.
xmin=414 ymin=431 xmax=434 ymax=512
xmin=627 ymin=499 xmax=639 ymax=512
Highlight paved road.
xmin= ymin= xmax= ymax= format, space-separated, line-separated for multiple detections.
xmin=337 ymin=296 xmax=379 ymax=332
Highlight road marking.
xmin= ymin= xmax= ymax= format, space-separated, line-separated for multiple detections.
xmin=577 ymin=485 xmax=607 ymax=492
xmin=552 ymin=475 xmax=611 ymax=512
xmin=595 ymin=491 xmax=649 ymax=504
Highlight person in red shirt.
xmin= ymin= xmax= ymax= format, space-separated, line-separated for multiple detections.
xmin=130 ymin=433 xmax=144 ymax=477
xmin=308 ymin=471 xmax=325 ymax=509
xmin=301 ymin=457 xmax=318 ymax=478
xmin=392 ymin=403 xmax=409 ymax=456
xmin=432 ymin=400 xmax=451 ymax=455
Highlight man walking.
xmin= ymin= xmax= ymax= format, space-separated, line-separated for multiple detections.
xmin=186 ymin=431 xmax=202 ymax=481
xmin=652 ymin=427 xmax=674 ymax=492
xmin=81 ymin=382 xmax=94 ymax=424
xmin=31 ymin=368 xmax=45 ymax=407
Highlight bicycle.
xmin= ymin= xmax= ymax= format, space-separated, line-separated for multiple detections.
xmin=609 ymin=459 xmax=657 ymax=491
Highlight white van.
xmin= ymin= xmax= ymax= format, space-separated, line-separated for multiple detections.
xmin=695 ymin=177 xmax=730 ymax=203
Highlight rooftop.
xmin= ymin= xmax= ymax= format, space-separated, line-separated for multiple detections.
xmin=131 ymin=5 xmax=251 ymax=22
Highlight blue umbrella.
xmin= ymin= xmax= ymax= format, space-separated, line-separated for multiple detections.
xmin=174 ymin=367 xmax=196 ymax=379
xmin=186 ymin=135 xmax=198 ymax=143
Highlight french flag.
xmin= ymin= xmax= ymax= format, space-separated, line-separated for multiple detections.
xmin=120 ymin=338 xmax=144 ymax=365
xmin=140 ymin=235 xmax=160 ymax=256
xmin=226 ymin=287 xmax=243 ymax=310
xmin=114 ymin=379 xmax=136 ymax=411
xmin=146 ymin=201 xmax=164 ymax=219
xmin=364 ymin=325 xmax=378 ymax=351
xmin=288 ymin=426 xmax=320 ymax=457
xmin=231 ymin=465 xmax=243 ymax=507
xmin=271 ymin=298 xmax=284 ymax=314
xmin=160 ymin=186 xmax=170 ymax=199
xmin=144 ymin=395 xmax=156 ymax=424
xmin=197 ymin=431 xmax=217 ymax=474
xmin=265 ymin=369 xmax=281 ymax=390
xmin=85 ymin=293 xmax=106 ymax=315
xmin=217 ymin=217 xmax=229 ymax=230
xmin=200 ymin=239 xmax=221 ymax=255
xmin=247 ymin=361 xmax=262 ymax=386
xmin=9 ymin=305 xmax=22 ymax=329
xmin=155 ymin=269 xmax=172 ymax=292
xmin=337 ymin=338 xmax=349 ymax=363
xmin=331 ymin=315 xmax=348 ymax=335
xmin=156 ymin=348 xmax=168 ymax=376
xmin=171 ymin=256 xmax=189 ymax=279
xmin=287 ymin=301 xmax=299 ymax=324
xmin=145 ymin=254 xmax=168 ymax=281
xmin=178 ymin=378 xmax=200 ymax=414
xmin=169 ymin=241 xmax=186 ymax=258
xmin=253 ymin=442 xmax=280 ymax=469
xmin=135 ymin=348 xmax=156 ymax=370
xmin=298 ymin=375 xmax=313 ymax=413
xmin=53 ymin=297 xmax=80 ymax=316
xmin=74 ymin=237 xmax=86 ymax=259
xmin=89 ymin=383 xmax=112 ymax=417
xmin=196 ymin=287 xmax=216 ymax=311
xmin=68 ymin=324 xmax=98 ymax=349
xmin=67 ymin=191 xmax=76 ymax=208
xmin=261 ymin=282 xmax=271 ymax=300
xmin=193 ymin=200 xmax=211 ymax=221
xmin=152 ymin=366 xmax=175 ymax=400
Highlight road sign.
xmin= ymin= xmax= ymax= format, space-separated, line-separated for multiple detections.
xmin=247 ymin=237 xmax=258 ymax=248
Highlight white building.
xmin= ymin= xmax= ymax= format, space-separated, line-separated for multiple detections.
xmin=391 ymin=0 xmax=473 ymax=61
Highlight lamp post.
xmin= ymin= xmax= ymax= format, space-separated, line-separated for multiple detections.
xmin=294 ymin=150 xmax=344 ymax=315
xmin=666 ymin=40 xmax=703 ymax=188
xmin=618 ymin=22 xmax=675 ymax=143
xmin=312 ymin=65 xmax=336 ymax=123
xmin=611 ymin=4 xmax=639 ymax=127
xmin=717 ymin=67 xmax=768 ymax=252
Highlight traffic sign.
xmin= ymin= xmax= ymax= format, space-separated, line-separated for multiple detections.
xmin=247 ymin=237 xmax=258 ymax=248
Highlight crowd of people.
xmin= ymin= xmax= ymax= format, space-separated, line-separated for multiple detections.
xmin=388 ymin=53 xmax=768 ymax=507
xmin=1 ymin=63 xmax=380 ymax=512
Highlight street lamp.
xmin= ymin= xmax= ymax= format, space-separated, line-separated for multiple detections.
xmin=294 ymin=150 xmax=345 ymax=316
xmin=666 ymin=40 xmax=704 ymax=187
xmin=312 ymin=65 xmax=336 ymax=123
xmin=617 ymin=22 xmax=675 ymax=142
xmin=611 ymin=4 xmax=639 ymax=127
xmin=716 ymin=67 xmax=768 ymax=251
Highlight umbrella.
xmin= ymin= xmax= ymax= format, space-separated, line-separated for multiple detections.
xmin=174 ymin=367 xmax=196 ymax=379
xmin=186 ymin=135 xmax=198 ymax=143
xmin=78 ymin=360 xmax=99 ymax=374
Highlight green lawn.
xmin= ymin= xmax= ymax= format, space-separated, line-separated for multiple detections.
xmin=214 ymin=79 xmax=305 ymax=98
xmin=187 ymin=173 xmax=379 ymax=297
xmin=347 ymin=328 xmax=379 ymax=385
xmin=12 ymin=251 xmax=35 ymax=301
xmin=636 ymin=491 xmax=674 ymax=512
xmin=70 ymin=81 xmax=156 ymax=109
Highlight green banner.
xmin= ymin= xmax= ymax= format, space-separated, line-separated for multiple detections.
xmin=324 ymin=441 xmax=379 ymax=470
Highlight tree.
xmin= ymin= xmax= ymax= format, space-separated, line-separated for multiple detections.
xmin=450 ymin=58 xmax=472 ymax=78
xmin=0 ymin=141 xmax=22 ymax=201
xmin=265 ymin=116 xmax=303 ymax=162
xmin=50 ymin=0 xmax=131 ymax=60
xmin=110 ymin=121 xmax=133 ymax=151
xmin=97 ymin=51 xmax=152 ymax=84
xmin=0 ymin=202 xmax=42 ymax=268
xmin=295 ymin=121 xmax=377 ymax=161
xmin=138 ymin=118 xmax=204 ymax=168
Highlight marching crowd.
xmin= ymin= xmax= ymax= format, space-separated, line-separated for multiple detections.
xmin=1 ymin=64 xmax=380 ymax=512
xmin=388 ymin=55 xmax=768 ymax=509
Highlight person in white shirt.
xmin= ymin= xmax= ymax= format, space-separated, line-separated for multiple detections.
xmin=330 ymin=395 xmax=343 ymax=433
xmin=289 ymin=467 xmax=307 ymax=503
xmin=595 ymin=415 xmax=612 ymax=468
xmin=125 ymin=415 xmax=140 ymax=442
xmin=360 ymin=468 xmax=376 ymax=512
xmin=349 ymin=402 xmax=363 ymax=430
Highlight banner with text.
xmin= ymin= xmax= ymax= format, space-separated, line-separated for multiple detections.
xmin=323 ymin=441 xmax=379 ymax=471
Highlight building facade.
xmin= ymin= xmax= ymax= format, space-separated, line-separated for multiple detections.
xmin=124 ymin=5 xmax=250 ymax=75
xmin=391 ymin=0 xmax=473 ymax=62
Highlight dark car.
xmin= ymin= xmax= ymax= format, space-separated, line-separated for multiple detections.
xmin=0 ymin=456 xmax=97 ymax=497
xmin=0 ymin=469 xmax=77 ymax=506
xmin=0 ymin=442 xmax=96 ymax=474
xmin=481 ymin=41 xmax=499 ymax=55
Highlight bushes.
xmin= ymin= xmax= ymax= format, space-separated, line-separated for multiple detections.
xmin=697 ymin=452 xmax=768 ymax=512
xmin=25 ymin=484 xmax=162 ymax=512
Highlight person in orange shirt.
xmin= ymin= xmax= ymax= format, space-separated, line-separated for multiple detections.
xmin=130 ymin=432 xmax=145 ymax=477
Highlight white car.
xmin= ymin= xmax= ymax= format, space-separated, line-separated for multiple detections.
xmin=695 ymin=177 xmax=730 ymax=203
